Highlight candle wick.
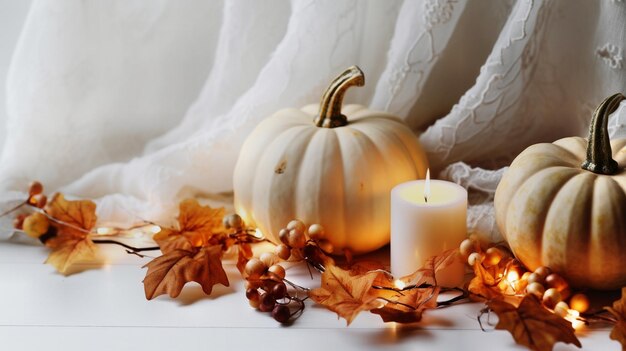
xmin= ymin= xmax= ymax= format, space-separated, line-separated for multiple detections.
xmin=424 ymin=195 xmax=428 ymax=203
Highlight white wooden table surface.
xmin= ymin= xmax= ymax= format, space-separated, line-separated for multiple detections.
xmin=0 ymin=238 xmax=617 ymax=351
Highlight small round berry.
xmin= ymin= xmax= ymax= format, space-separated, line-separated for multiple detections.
xmin=569 ymin=293 xmax=590 ymax=313
xmin=286 ymin=220 xmax=306 ymax=235
xmin=288 ymin=229 xmax=306 ymax=249
xmin=224 ymin=214 xmax=244 ymax=230
xmin=268 ymin=264 xmax=286 ymax=280
xmin=13 ymin=214 xmax=27 ymax=230
xmin=545 ymin=273 xmax=568 ymax=292
xmin=534 ymin=266 xmax=552 ymax=279
xmin=28 ymin=181 xmax=43 ymax=197
xmin=307 ymin=224 xmax=325 ymax=240
xmin=459 ymin=238 xmax=476 ymax=258
xmin=543 ymin=288 xmax=562 ymax=308
xmin=467 ymin=252 xmax=483 ymax=266
xmin=245 ymin=279 xmax=262 ymax=290
xmin=275 ymin=244 xmax=291 ymax=260
xmin=271 ymin=282 xmax=287 ymax=300
xmin=31 ymin=194 xmax=47 ymax=208
xmin=272 ymin=305 xmax=291 ymax=324
xmin=244 ymin=258 xmax=267 ymax=279
xmin=527 ymin=272 xmax=545 ymax=285
xmin=484 ymin=247 xmax=504 ymax=266
xmin=260 ymin=252 xmax=278 ymax=267
xmin=249 ymin=297 xmax=261 ymax=309
xmin=259 ymin=292 xmax=276 ymax=312
xmin=526 ymin=282 xmax=545 ymax=299
xmin=23 ymin=212 xmax=50 ymax=239
xmin=246 ymin=287 xmax=259 ymax=301
xmin=278 ymin=228 xmax=290 ymax=245
xmin=554 ymin=301 xmax=569 ymax=317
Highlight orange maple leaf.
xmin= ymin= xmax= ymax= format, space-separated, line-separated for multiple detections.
xmin=43 ymin=193 xmax=98 ymax=274
xmin=400 ymin=249 xmax=460 ymax=287
xmin=371 ymin=286 xmax=440 ymax=324
xmin=468 ymin=261 xmax=502 ymax=300
xmin=154 ymin=199 xmax=225 ymax=252
xmin=605 ymin=287 xmax=626 ymax=350
xmin=488 ymin=295 xmax=581 ymax=351
xmin=236 ymin=243 xmax=253 ymax=275
xmin=309 ymin=264 xmax=381 ymax=325
xmin=143 ymin=245 xmax=229 ymax=300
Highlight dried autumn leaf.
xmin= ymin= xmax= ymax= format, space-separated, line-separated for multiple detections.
xmin=236 ymin=243 xmax=253 ymax=275
xmin=44 ymin=237 xmax=97 ymax=274
xmin=468 ymin=261 xmax=502 ymax=300
xmin=371 ymin=286 xmax=440 ymax=324
xmin=153 ymin=199 xmax=225 ymax=252
xmin=45 ymin=193 xmax=97 ymax=238
xmin=401 ymin=249 xmax=459 ymax=286
xmin=43 ymin=193 xmax=99 ymax=274
xmin=143 ymin=245 xmax=229 ymax=300
xmin=488 ymin=295 xmax=581 ymax=351
xmin=606 ymin=287 xmax=626 ymax=350
xmin=309 ymin=263 xmax=381 ymax=325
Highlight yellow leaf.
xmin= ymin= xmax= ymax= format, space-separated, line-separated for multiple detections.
xmin=309 ymin=264 xmax=380 ymax=325
xmin=154 ymin=199 xmax=225 ymax=252
xmin=44 ymin=238 xmax=97 ymax=275
xmin=488 ymin=295 xmax=581 ymax=351
xmin=45 ymin=193 xmax=97 ymax=238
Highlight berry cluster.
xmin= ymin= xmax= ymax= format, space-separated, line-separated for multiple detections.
xmin=12 ymin=181 xmax=55 ymax=242
xmin=243 ymin=219 xmax=331 ymax=324
xmin=460 ymin=236 xmax=589 ymax=315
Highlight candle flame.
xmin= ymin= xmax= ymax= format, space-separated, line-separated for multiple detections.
xmin=424 ymin=168 xmax=431 ymax=203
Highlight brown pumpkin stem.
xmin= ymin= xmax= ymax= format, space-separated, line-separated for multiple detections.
xmin=581 ymin=93 xmax=625 ymax=175
xmin=314 ymin=66 xmax=365 ymax=128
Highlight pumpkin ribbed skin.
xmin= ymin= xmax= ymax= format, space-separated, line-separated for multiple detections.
xmin=234 ymin=104 xmax=428 ymax=254
xmin=495 ymin=137 xmax=626 ymax=289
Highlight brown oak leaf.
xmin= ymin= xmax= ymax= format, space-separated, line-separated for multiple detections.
xmin=488 ymin=295 xmax=581 ymax=351
xmin=371 ymin=286 xmax=440 ymax=324
xmin=309 ymin=263 xmax=381 ymax=325
xmin=606 ymin=287 xmax=626 ymax=350
xmin=154 ymin=199 xmax=225 ymax=253
xmin=43 ymin=193 xmax=98 ymax=274
xmin=142 ymin=245 xmax=229 ymax=300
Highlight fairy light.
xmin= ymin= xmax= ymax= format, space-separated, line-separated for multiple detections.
xmin=394 ymin=279 xmax=406 ymax=290
xmin=506 ymin=268 xmax=520 ymax=283
xmin=148 ymin=225 xmax=161 ymax=234
xmin=254 ymin=228 xmax=264 ymax=239
xmin=565 ymin=309 xmax=585 ymax=330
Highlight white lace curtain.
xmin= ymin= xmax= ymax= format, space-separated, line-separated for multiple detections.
xmin=1 ymin=0 xmax=625 ymax=243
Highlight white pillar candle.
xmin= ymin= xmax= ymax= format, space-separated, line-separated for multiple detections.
xmin=390 ymin=173 xmax=467 ymax=287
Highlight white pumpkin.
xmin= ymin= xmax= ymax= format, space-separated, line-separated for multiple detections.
xmin=495 ymin=93 xmax=626 ymax=289
xmin=233 ymin=66 xmax=428 ymax=254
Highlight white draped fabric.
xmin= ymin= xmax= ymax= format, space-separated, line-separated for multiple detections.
xmin=1 ymin=0 xmax=625 ymax=244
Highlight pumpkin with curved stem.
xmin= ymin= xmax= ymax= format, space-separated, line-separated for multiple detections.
xmin=233 ymin=66 xmax=428 ymax=254
xmin=495 ymin=93 xmax=626 ymax=289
